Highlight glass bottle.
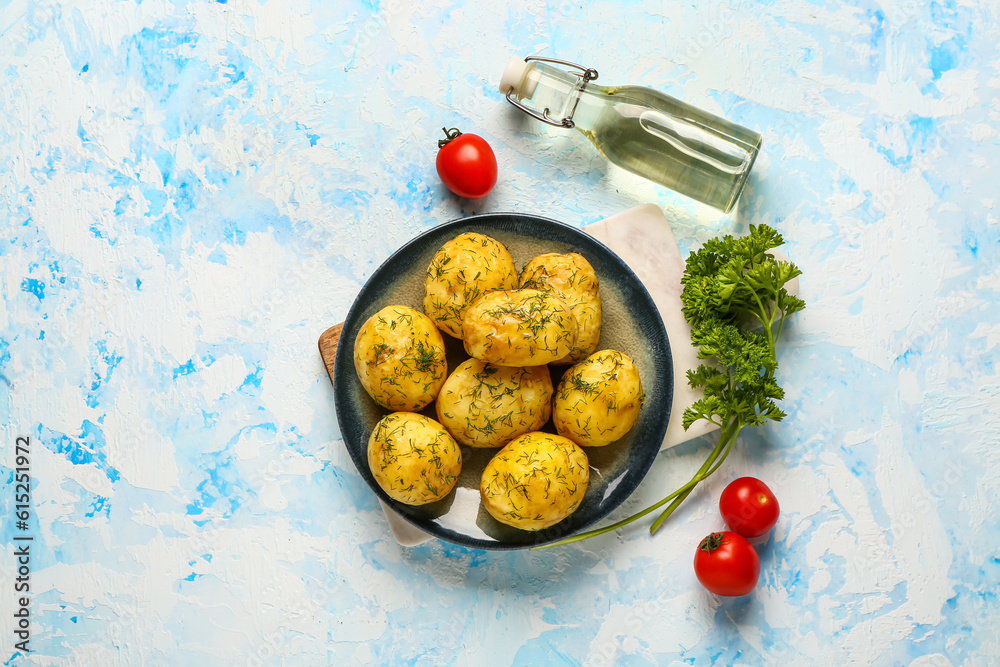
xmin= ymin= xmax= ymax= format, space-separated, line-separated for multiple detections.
xmin=500 ymin=56 xmax=762 ymax=213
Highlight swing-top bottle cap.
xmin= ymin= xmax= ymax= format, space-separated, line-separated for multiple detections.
xmin=499 ymin=56 xmax=540 ymax=98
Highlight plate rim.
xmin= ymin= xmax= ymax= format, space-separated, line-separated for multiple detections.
xmin=332 ymin=211 xmax=673 ymax=550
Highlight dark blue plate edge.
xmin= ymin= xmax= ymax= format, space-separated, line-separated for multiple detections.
xmin=331 ymin=212 xmax=673 ymax=551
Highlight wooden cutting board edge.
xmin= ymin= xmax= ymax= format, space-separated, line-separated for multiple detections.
xmin=318 ymin=322 xmax=343 ymax=386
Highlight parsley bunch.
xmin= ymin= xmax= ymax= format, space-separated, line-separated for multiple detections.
xmin=541 ymin=224 xmax=804 ymax=548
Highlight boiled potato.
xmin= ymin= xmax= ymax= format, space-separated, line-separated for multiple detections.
xmin=480 ymin=432 xmax=589 ymax=530
xmin=353 ymin=305 xmax=447 ymax=411
xmin=462 ymin=289 xmax=577 ymax=366
xmin=553 ymin=350 xmax=645 ymax=447
xmin=423 ymin=232 xmax=519 ymax=339
xmin=520 ymin=252 xmax=601 ymax=364
xmin=368 ymin=412 xmax=462 ymax=505
xmin=436 ymin=359 xmax=553 ymax=448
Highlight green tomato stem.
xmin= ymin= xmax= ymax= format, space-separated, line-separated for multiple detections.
xmin=437 ymin=127 xmax=463 ymax=148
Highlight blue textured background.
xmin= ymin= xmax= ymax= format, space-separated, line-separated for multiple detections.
xmin=1 ymin=0 xmax=998 ymax=664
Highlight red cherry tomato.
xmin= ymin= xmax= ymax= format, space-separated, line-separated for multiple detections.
xmin=435 ymin=127 xmax=497 ymax=199
xmin=693 ymin=531 xmax=760 ymax=596
xmin=719 ymin=477 xmax=780 ymax=538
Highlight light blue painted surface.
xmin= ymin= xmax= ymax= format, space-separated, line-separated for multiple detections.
xmin=1 ymin=1 xmax=998 ymax=665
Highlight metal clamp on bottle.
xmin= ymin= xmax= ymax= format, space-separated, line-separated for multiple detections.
xmin=503 ymin=56 xmax=598 ymax=129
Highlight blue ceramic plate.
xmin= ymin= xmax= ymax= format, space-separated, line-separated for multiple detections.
xmin=333 ymin=213 xmax=672 ymax=550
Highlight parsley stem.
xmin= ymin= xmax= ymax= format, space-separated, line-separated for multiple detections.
xmin=531 ymin=459 xmax=716 ymax=549
xmin=649 ymin=418 xmax=741 ymax=534
xmin=650 ymin=486 xmax=695 ymax=534
xmin=534 ymin=419 xmax=743 ymax=549
xmin=774 ymin=310 xmax=788 ymax=346
xmin=750 ymin=310 xmax=770 ymax=331
xmin=749 ymin=289 xmax=774 ymax=349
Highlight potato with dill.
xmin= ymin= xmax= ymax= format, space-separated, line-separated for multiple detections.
xmin=519 ymin=252 xmax=601 ymax=364
xmin=553 ymin=350 xmax=645 ymax=447
xmin=462 ymin=288 xmax=577 ymax=366
xmin=423 ymin=232 xmax=519 ymax=339
xmin=353 ymin=305 xmax=447 ymax=411
xmin=436 ymin=359 xmax=553 ymax=448
xmin=368 ymin=412 xmax=462 ymax=505
xmin=480 ymin=431 xmax=589 ymax=530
